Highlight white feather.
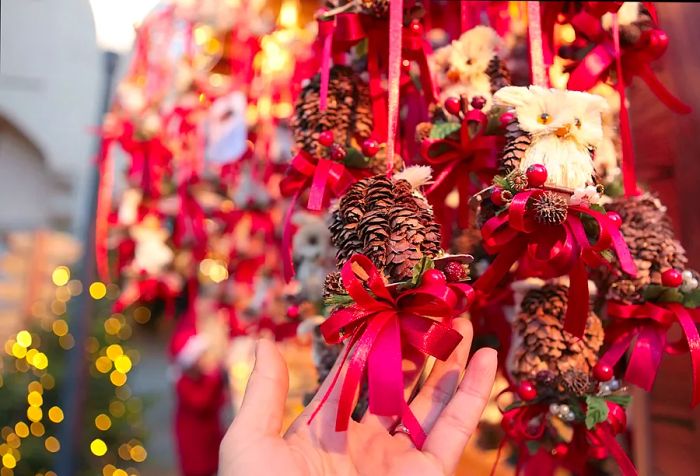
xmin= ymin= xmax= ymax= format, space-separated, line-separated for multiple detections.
xmin=393 ymin=165 xmax=433 ymax=189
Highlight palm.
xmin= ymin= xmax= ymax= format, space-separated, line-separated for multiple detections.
xmin=221 ymin=320 xmax=497 ymax=476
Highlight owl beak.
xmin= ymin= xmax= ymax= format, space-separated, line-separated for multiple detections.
xmin=555 ymin=124 xmax=571 ymax=138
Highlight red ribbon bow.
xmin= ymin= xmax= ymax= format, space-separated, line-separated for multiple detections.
xmin=602 ymin=301 xmax=700 ymax=406
xmin=475 ymin=191 xmax=637 ymax=338
xmin=420 ymin=110 xmax=499 ymax=239
xmin=280 ymin=151 xmax=358 ymax=280
xmin=311 ymin=255 xmax=473 ymax=448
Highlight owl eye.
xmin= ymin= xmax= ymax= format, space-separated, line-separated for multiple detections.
xmin=574 ymin=118 xmax=582 ymax=128
xmin=466 ymin=58 xmax=473 ymax=65
xmin=537 ymin=113 xmax=552 ymax=125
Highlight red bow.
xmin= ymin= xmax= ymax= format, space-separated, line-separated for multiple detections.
xmin=173 ymin=179 xmax=208 ymax=261
xmin=420 ymin=110 xmax=499 ymax=238
xmin=602 ymin=301 xmax=700 ymax=406
xmin=280 ymin=151 xmax=358 ymax=280
xmin=311 ymin=255 xmax=473 ymax=448
xmin=567 ymin=7 xmax=690 ymax=114
xmin=475 ymin=191 xmax=636 ymax=338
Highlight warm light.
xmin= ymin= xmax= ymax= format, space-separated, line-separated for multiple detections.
xmin=193 ymin=24 xmax=214 ymax=45
xmin=11 ymin=343 xmax=27 ymax=359
xmin=48 ymin=406 xmax=64 ymax=423
xmin=52 ymin=266 xmax=70 ymax=286
xmin=95 ymin=414 xmax=112 ymax=431
xmin=91 ymin=438 xmax=108 ymax=456
xmin=41 ymin=374 xmax=55 ymax=389
xmin=104 ymin=317 xmax=122 ymax=335
xmin=27 ymin=391 xmax=43 ymax=407
xmin=30 ymin=422 xmax=45 ymax=437
xmin=59 ymin=334 xmax=75 ymax=350
xmin=55 ymin=286 xmax=72 ymax=302
xmin=33 ymin=352 xmax=48 ymax=370
xmin=130 ymin=445 xmax=147 ymax=462
xmin=13 ymin=423 xmax=28 ymax=439
xmin=103 ymin=464 xmax=116 ymax=476
xmin=28 ymin=381 xmax=43 ymax=394
xmin=109 ymin=400 xmax=126 ymax=417
xmin=559 ymin=23 xmax=576 ymax=44
xmin=110 ymin=371 xmax=127 ymax=387
xmin=113 ymin=469 xmax=128 ymax=476
xmin=90 ymin=282 xmax=108 ymax=300
xmin=27 ymin=406 xmax=42 ymax=422
xmin=96 ymin=356 xmax=113 ymax=373
xmin=89 ymin=0 xmax=160 ymax=53
xmin=5 ymin=434 xmax=19 ymax=449
xmin=68 ymin=280 xmax=83 ymax=296
xmin=114 ymin=355 xmax=132 ymax=374
xmin=52 ymin=320 xmax=69 ymax=337
xmin=16 ymin=331 xmax=32 ymax=348
xmin=278 ymin=0 xmax=299 ymax=29
xmin=1 ymin=453 xmax=16 ymax=469
xmin=45 ymin=436 xmax=60 ymax=453
xmin=118 ymin=443 xmax=132 ymax=460
xmin=133 ymin=307 xmax=151 ymax=324
xmin=106 ymin=344 xmax=123 ymax=361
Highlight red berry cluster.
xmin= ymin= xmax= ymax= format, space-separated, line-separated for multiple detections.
xmin=318 ymin=130 xmax=380 ymax=161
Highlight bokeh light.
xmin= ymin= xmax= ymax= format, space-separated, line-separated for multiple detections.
xmin=51 ymin=266 xmax=70 ymax=286
xmin=89 ymin=282 xmax=108 ymax=300
xmin=90 ymin=438 xmax=108 ymax=456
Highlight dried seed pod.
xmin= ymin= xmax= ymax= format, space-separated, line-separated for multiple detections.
xmin=531 ymin=191 xmax=568 ymax=225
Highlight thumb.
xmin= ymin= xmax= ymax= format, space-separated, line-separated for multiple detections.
xmin=235 ymin=338 xmax=289 ymax=436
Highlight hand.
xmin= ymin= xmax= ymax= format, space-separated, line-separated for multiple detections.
xmin=220 ymin=319 xmax=497 ymax=476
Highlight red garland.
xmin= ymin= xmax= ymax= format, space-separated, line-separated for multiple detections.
xmin=420 ymin=109 xmax=499 ymax=238
xmin=311 ymin=255 xmax=473 ymax=448
xmin=475 ymin=190 xmax=637 ymax=338
xmin=602 ymin=301 xmax=700 ymax=406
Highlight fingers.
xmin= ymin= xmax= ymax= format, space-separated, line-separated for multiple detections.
xmin=402 ymin=319 xmax=473 ymax=435
xmin=234 ymin=338 xmax=289 ymax=437
xmin=423 ymin=347 xmax=497 ymax=474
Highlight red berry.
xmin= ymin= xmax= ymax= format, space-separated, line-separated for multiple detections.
xmin=526 ymin=164 xmax=548 ymax=188
xmin=647 ymin=29 xmax=669 ymax=58
xmin=593 ymin=363 xmax=613 ymax=382
xmin=517 ymin=381 xmax=537 ymax=401
xmin=401 ymin=59 xmax=411 ymax=73
xmin=499 ymin=111 xmax=515 ymax=127
xmin=421 ymin=269 xmax=447 ymax=287
xmin=287 ymin=305 xmax=300 ymax=320
xmin=443 ymin=261 xmax=468 ymax=282
xmin=490 ymin=187 xmax=509 ymax=207
xmin=318 ymin=130 xmax=334 ymax=147
xmin=444 ymin=97 xmax=462 ymax=116
xmin=330 ymin=144 xmax=346 ymax=161
xmin=361 ymin=139 xmax=380 ymax=157
xmin=662 ymin=268 xmax=683 ymax=287
xmin=553 ymin=443 xmax=569 ymax=458
xmin=607 ymin=211 xmax=622 ymax=228
xmin=409 ymin=20 xmax=423 ymax=34
xmin=470 ymin=96 xmax=487 ymax=110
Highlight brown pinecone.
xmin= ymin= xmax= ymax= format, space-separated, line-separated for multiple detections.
xmin=329 ymin=175 xmax=442 ymax=282
xmin=415 ymin=122 xmax=434 ymax=143
xmin=323 ymin=271 xmax=346 ymax=299
xmin=367 ymin=149 xmax=404 ymax=175
xmin=486 ymin=55 xmax=511 ymax=94
xmin=605 ymin=193 xmax=687 ymax=303
xmin=500 ymin=120 xmax=531 ymax=175
xmin=359 ymin=0 xmax=389 ymax=17
xmin=531 ymin=191 xmax=568 ymax=225
xmin=556 ymin=370 xmax=596 ymax=396
xmin=511 ymin=284 xmax=604 ymax=382
xmin=291 ymin=65 xmax=373 ymax=157
xmin=508 ymin=169 xmax=528 ymax=192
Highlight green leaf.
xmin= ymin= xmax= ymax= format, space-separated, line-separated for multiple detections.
xmin=343 ymin=147 xmax=370 ymax=169
xmin=590 ymin=204 xmax=606 ymax=214
xmin=493 ymin=175 xmax=508 ymax=189
xmin=324 ymin=293 xmax=354 ymax=308
xmin=411 ymin=256 xmax=435 ymax=285
xmin=525 ymin=440 xmax=540 ymax=456
xmin=658 ymin=288 xmax=684 ymax=304
xmin=683 ymin=288 xmax=700 ymax=308
xmin=642 ymin=284 xmax=665 ymax=301
xmin=585 ymin=396 xmax=609 ymax=430
xmin=429 ymin=121 xmax=461 ymax=140
xmin=604 ymin=394 xmax=632 ymax=407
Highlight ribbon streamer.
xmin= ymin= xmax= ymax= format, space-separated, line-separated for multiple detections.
xmin=310 ymin=255 xmax=473 ymax=448
xmin=385 ymin=0 xmax=404 ymax=175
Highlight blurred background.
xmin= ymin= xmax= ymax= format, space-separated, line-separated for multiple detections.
xmin=0 ymin=1 xmax=699 ymax=475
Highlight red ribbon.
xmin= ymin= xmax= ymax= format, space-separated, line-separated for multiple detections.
xmin=602 ymin=301 xmax=700 ymax=406
xmin=475 ymin=191 xmax=636 ymax=338
xmin=280 ymin=151 xmax=357 ymax=280
xmin=311 ymin=255 xmax=473 ymax=448
xmin=173 ymin=178 xmax=208 ymax=261
xmin=420 ymin=110 xmax=498 ymax=236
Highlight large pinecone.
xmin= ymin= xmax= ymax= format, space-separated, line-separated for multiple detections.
xmin=511 ymin=284 xmax=604 ymax=386
xmin=499 ymin=119 xmax=530 ymax=175
xmin=323 ymin=271 xmax=346 ymax=300
xmin=329 ymin=175 xmax=441 ymax=282
xmin=359 ymin=0 xmax=389 ymax=17
xmin=605 ymin=193 xmax=687 ymax=303
xmin=486 ymin=55 xmax=511 ymax=94
xmin=291 ymin=65 xmax=373 ymax=157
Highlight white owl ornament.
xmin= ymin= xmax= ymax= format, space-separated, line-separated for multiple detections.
xmin=494 ymin=85 xmax=608 ymax=190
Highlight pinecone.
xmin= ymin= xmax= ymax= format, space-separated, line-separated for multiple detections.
xmin=511 ymin=284 xmax=604 ymax=382
xmin=367 ymin=149 xmax=404 ymax=175
xmin=508 ymin=169 xmax=528 ymax=192
xmin=531 ymin=191 xmax=568 ymax=225
xmin=486 ymin=55 xmax=511 ymax=94
xmin=291 ymin=65 xmax=373 ymax=157
xmin=323 ymin=271 xmax=346 ymax=300
xmin=500 ymin=120 xmax=531 ymax=175
xmin=329 ymin=175 xmax=442 ymax=282
xmin=605 ymin=193 xmax=687 ymax=303
xmin=416 ymin=122 xmax=434 ymax=143
xmin=359 ymin=0 xmax=389 ymax=17
xmin=556 ymin=370 xmax=595 ymax=396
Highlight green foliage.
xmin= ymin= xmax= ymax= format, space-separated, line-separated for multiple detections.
xmin=323 ymin=293 xmax=354 ymax=308
xmin=429 ymin=121 xmax=461 ymax=140
xmin=343 ymin=147 xmax=370 ymax=169
xmin=585 ymin=395 xmax=609 ymax=430
xmin=411 ymin=257 xmax=435 ymax=285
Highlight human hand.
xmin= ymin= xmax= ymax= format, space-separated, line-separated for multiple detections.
xmin=220 ymin=319 xmax=497 ymax=476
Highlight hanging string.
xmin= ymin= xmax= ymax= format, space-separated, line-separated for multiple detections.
xmin=612 ymin=13 xmax=639 ymax=197
xmin=385 ymin=0 xmax=404 ymax=176
xmin=527 ymin=1 xmax=547 ymax=88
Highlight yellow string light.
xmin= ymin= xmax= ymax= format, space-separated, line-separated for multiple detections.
xmin=1 ymin=453 xmax=16 ymax=469
xmin=52 ymin=320 xmax=68 ymax=337
xmin=96 ymin=357 xmax=113 ymax=374
xmin=15 ymin=331 xmax=31 ymax=348
xmin=114 ymin=355 xmax=132 ymax=374
xmin=26 ymin=407 xmax=42 ymax=423
xmin=106 ymin=345 xmax=123 ymax=361
xmin=51 ymin=266 xmax=70 ymax=286
xmin=30 ymin=422 xmax=44 ymax=437
xmin=109 ymin=401 xmax=126 ymax=418
xmin=44 ymin=437 xmax=60 ymax=453
xmin=110 ymin=371 xmax=127 ymax=387
xmin=90 ymin=438 xmax=108 ymax=457
xmin=27 ymin=391 xmax=43 ymax=407
xmin=89 ymin=282 xmax=107 ymax=300
xmin=95 ymin=414 xmax=112 ymax=431
xmin=129 ymin=445 xmax=147 ymax=463
xmin=13 ymin=423 xmax=28 ymax=439
xmin=48 ymin=407 xmax=64 ymax=423
xmin=32 ymin=353 xmax=48 ymax=370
